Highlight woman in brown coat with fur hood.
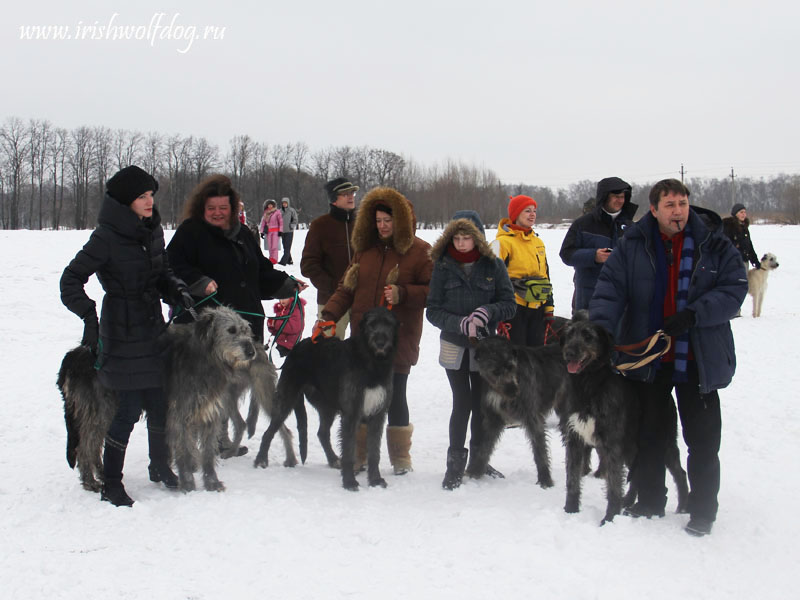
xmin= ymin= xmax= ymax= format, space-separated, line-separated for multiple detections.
xmin=320 ymin=187 xmax=433 ymax=475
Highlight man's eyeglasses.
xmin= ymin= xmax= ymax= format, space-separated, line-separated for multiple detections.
xmin=338 ymin=191 xmax=357 ymax=198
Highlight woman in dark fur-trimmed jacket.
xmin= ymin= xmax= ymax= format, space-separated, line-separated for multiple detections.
xmin=60 ymin=166 xmax=192 ymax=507
xmin=426 ymin=210 xmax=516 ymax=490
xmin=722 ymin=203 xmax=760 ymax=270
xmin=320 ymin=187 xmax=433 ymax=475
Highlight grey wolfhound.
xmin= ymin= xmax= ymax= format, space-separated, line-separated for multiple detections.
xmin=254 ymin=306 xmax=398 ymax=491
xmin=472 ymin=336 xmax=566 ymax=488
xmin=747 ymin=252 xmax=779 ymax=317
xmin=57 ymin=306 xmax=295 ymax=493
xmin=557 ymin=311 xmax=688 ymax=524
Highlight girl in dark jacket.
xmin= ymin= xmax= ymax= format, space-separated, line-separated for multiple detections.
xmin=426 ymin=210 xmax=516 ymax=489
xmin=60 ymin=166 xmax=192 ymax=507
xmin=167 ymin=175 xmax=305 ymax=343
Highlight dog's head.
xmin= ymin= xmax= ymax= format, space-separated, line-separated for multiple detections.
xmin=359 ymin=306 xmax=399 ymax=360
xmin=196 ymin=306 xmax=257 ymax=368
xmin=761 ymin=253 xmax=779 ymax=271
xmin=559 ymin=311 xmax=613 ymax=375
xmin=474 ymin=336 xmax=520 ymax=397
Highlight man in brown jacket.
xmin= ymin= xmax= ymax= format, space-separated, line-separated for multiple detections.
xmin=320 ymin=187 xmax=433 ymax=475
xmin=300 ymin=177 xmax=359 ymax=339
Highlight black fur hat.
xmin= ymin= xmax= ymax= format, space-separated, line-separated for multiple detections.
xmin=731 ymin=203 xmax=746 ymax=216
xmin=106 ymin=166 xmax=158 ymax=206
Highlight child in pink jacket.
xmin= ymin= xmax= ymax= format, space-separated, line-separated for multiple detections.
xmin=267 ymin=296 xmax=307 ymax=357
xmin=259 ymin=199 xmax=283 ymax=263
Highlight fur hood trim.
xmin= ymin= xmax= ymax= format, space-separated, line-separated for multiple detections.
xmin=351 ymin=187 xmax=416 ymax=255
xmin=341 ymin=262 xmax=399 ymax=292
xmin=430 ymin=218 xmax=494 ymax=261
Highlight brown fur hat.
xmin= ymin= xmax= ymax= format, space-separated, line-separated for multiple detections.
xmin=350 ymin=187 xmax=416 ymax=255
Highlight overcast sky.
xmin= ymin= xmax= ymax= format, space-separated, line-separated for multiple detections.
xmin=5 ymin=0 xmax=799 ymax=188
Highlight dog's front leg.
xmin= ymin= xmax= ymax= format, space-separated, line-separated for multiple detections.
xmin=599 ymin=446 xmax=624 ymax=525
xmin=339 ymin=414 xmax=360 ymax=491
xmin=564 ymin=435 xmax=584 ymax=514
xmin=200 ymin=423 xmax=225 ymax=492
xmin=466 ymin=406 xmax=504 ymax=479
xmin=366 ymin=412 xmax=388 ymax=488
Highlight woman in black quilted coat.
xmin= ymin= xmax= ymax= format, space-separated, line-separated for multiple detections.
xmin=60 ymin=166 xmax=192 ymax=507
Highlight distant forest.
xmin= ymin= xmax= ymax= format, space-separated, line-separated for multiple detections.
xmin=2 ymin=116 xmax=799 ymax=230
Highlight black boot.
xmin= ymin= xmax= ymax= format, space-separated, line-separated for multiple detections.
xmin=147 ymin=427 xmax=179 ymax=489
xmin=442 ymin=447 xmax=469 ymax=490
xmin=101 ymin=437 xmax=134 ymax=507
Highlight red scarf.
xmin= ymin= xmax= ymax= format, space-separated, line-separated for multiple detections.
xmin=508 ymin=223 xmax=532 ymax=233
xmin=447 ymin=243 xmax=481 ymax=263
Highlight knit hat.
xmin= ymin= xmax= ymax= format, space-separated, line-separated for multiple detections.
xmin=325 ymin=177 xmax=359 ymax=203
xmin=731 ymin=203 xmax=746 ymax=216
xmin=106 ymin=166 xmax=158 ymax=206
xmin=451 ymin=209 xmax=485 ymax=238
xmin=508 ymin=195 xmax=537 ymax=224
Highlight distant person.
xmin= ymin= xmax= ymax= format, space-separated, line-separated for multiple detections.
xmin=491 ymin=195 xmax=554 ymax=346
xmin=60 ymin=165 xmax=192 ymax=506
xmin=317 ymin=187 xmax=433 ymax=475
xmin=279 ymin=197 xmax=299 ymax=265
xmin=589 ymin=178 xmax=747 ymax=537
xmin=723 ymin=203 xmax=760 ymax=270
xmin=426 ymin=210 xmax=516 ymax=490
xmin=559 ymin=177 xmax=637 ymax=312
xmin=238 ymin=201 xmax=247 ymax=225
xmin=301 ymin=177 xmax=359 ymax=340
xmin=259 ymin=199 xmax=283 ymax=264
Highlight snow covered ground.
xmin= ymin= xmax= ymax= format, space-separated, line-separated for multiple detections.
xmin=1 ymin=223 xmax=797 ymax=599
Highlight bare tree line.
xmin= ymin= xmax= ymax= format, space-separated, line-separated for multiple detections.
xmin=2 ymin=115 xmax=799 ymax=230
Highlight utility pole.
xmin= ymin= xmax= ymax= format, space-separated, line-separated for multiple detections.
xmin=680 ymin=163 xmax=686 ymax=182
xmin=730 ymin=167 xmax=736 ymax=204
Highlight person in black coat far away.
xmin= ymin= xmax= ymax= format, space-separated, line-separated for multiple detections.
xmin=60 ymin=165 xmax=194 ymax=507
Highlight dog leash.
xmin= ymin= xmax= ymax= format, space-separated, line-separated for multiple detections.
xmin=614 ymin=331 xmax=672 ymax=372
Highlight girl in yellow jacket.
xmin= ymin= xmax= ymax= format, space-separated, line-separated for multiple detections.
xmin=490 ymin=195 xmax=554 ymax=346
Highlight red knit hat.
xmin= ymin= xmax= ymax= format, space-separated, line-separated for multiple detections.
xmin=508 ymin=195 xmax=537 ymax=223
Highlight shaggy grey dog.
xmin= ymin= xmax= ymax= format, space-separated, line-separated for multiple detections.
xmin=472 ymin=336 xmax=566 ymax=488
xmin=254 ymin=307 xmax=398 ymax=491
xmin=557 ymin=311 xmax=688 ymax=524
xmin=57 ymin=306 xmax=295 ymax=493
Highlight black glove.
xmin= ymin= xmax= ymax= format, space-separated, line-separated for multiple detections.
xmin=81 ymin=316 xmax=99 ymax=354
xmin=753 ymin=262 xmax=762 ymax=270
xmin=178 ymin=289 xmax=195 ymax=310
xmin=663 ymin=309 xmax=695 ymax=337
xmin=260 ymin=232 xmax=265 ymax=239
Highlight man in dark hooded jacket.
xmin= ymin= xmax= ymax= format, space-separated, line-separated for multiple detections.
xmin=589 ymin=179 xmax=747 ymax=537
xmin=560 ymin=177 xmax=637 ymax=312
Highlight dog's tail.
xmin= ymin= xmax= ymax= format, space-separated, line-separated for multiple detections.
xmin=246 ymin=396 xmax=259 ymax=439
xmin=57 ymin=363 xmax=80 ymax=470
xmin=295 ymin=400 xmax=308 ymax=464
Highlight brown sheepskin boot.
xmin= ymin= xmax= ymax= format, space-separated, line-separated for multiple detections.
xmin=386 ymin=424 xmax=414 ymax=475
xmin=354 ymin=423 xmax=368 ymax=473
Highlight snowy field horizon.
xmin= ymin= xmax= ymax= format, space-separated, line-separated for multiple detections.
xmin=1 ymin=224 xmax=797 ymax=599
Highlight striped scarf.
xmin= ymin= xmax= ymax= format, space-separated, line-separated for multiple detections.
xmin=672 ymin=223 xmax=694 ymax=382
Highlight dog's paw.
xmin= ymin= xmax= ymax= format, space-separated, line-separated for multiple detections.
xmin=564 ymin=496 xmax=580 ymax=513
xmin=180 ymin=481 xmax=196 ymax=493
xmin=342 ymin=480 xmax=360 ymax=492
xmin=283 ymin=457 xmax=298 ymax=468
xmin=253 ymin=454 xmax=269 ymax=468
xmin=600 ymin=515 xmax=614 ymax=526
xmin=369 ymin=477 xmax=388 ymax=488
xmin=538 ymin=476 xmax=555 ymax=489
xmin=204 ymin=481 xmax=226 ymax=492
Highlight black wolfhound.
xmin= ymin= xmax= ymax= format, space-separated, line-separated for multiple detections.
xmin=472 ymin=336 xmax=566 ymax=488
xmin=57 ymin=306 xmax=295 ymax=493
xmin=254 ymin=306 xmax=398 ymax=491
xmin=557 ymin=311 xmax=688 ymax=524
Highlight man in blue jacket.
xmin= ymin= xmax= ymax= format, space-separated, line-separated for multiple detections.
xmin=560 ymin=177 xmax=637 ymax=312
xmin=589 ymin=179 xmax=747 ymax=537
